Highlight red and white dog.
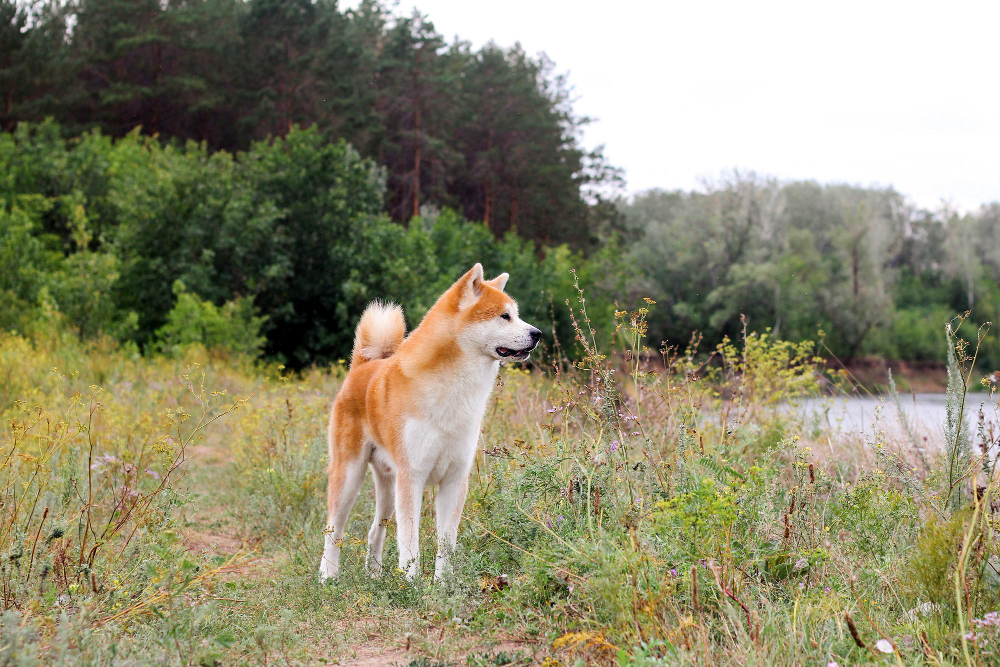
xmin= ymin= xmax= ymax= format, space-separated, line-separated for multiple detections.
xmin=319 ymin=264 xmax=541 ymax=581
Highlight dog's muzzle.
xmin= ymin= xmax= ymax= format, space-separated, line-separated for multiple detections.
xmin=496 ymin=328 xmax=542 ymax=360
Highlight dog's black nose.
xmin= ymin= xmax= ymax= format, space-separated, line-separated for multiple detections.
xmin=529 ymin=327 xmax=542 ymax=343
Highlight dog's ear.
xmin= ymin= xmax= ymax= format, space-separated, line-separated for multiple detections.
xmin=486 ymin=273 xmax=509 ymax=291
xmin=459 ymin=263 xmax=485 ymax=309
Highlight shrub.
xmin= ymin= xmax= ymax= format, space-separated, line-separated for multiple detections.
xmin=155 ymin=281 xmax=266 ymax=358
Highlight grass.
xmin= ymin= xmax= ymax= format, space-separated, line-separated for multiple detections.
xmin=3 ymin=304 xmax=1000 ymax=665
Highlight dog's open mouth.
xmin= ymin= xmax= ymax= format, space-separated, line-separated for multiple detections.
xmin=495 ymin=345 xmax=533 ymax=359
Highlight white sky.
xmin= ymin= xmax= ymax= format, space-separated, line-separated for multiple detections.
xmin=347 ymin=0 xmax=1000 ymax=211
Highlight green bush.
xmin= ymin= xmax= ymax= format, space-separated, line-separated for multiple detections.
xmin=155 ymin=281 xmax=266 ymax=358
xmin=0 ymin=196 xmax=62 ymax=331
xmin=864 ymin=305 xmax=951 ymax=361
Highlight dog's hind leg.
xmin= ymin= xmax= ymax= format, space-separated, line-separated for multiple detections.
xmin=365 ymin=460 xmax=395 ymax=576
xmin=319 ymin=425 xmax=367 ymax=582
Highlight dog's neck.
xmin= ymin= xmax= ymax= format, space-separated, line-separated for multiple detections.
xmin=397 ymin=322 xmax=497 ymax=380
xmin=401 ymin=348 xmax=499 ymax=427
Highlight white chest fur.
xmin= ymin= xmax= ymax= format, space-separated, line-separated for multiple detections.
xmin=402 ymin=358 xmax=499 ymax=486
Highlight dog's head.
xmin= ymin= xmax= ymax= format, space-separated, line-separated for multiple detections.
xmin=453 ymin=263 xmax=541 ymax=363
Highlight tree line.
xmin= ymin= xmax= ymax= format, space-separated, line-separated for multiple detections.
xmin=4 ymin=0 xmax=1000 ymax=370
xmin=622 ymin=175 xmax=1000 ymax=369
xmin=1 ymin=0 xmax=620 ymax=248
xmin=0 ymin=121 xmax=623 ymax=366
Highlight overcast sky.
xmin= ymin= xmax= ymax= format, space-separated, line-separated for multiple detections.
xmin=346 ymin=0 xmax=999 ymax=211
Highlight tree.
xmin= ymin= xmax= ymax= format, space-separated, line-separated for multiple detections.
xmin=452 ymin=44 xmax=598 ymax=244
xmin=67 ymin=0 xmax=243 ymax=145
xmin=374 ymin=12 xmax=460 ymax=221
xmin=0 ymin=0 xmax=71 ymax=130
xmin=623 ymin=179 xmax=911 ymax=360
xmin=2 ymin=0 xmax=621 ymax=250
xmin=943 ymin=211 xmax=982 ymax=310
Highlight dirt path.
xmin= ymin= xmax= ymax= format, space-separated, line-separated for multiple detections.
xmin=180 ymin=438 xmax=248 ymax=559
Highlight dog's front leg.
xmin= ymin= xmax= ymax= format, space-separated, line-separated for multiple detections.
xmin=434 ymin=474 xmax=469 ymax=582
xmin=395 ymin=468 xmax=424 ymax=580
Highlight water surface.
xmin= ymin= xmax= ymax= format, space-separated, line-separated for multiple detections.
xmin=798 ymin=392 xmax=1000 ymax=441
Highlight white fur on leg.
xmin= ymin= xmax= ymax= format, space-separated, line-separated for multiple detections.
xmin=319 ymin=530 xmax=339 ymax=581
xmin=318 ymin=457 xmax=367 ymax=583
xmin=366 ymin=464 xmax=395 ymax=577
xmin=434 ymin=475 xmax=468 ymax=581
xmin=395 ymin=475 xmax=424 ymax=580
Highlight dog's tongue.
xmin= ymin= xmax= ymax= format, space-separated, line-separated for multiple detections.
xmin=497 ymin=347 xmax=510 ymax=356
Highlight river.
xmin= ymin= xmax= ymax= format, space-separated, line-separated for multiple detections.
xmin=798 ymin=392 xmax=1000 ymax=441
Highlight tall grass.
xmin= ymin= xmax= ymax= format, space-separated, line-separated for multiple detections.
xmin=3 ymin=298 xmax=1000 ymax=665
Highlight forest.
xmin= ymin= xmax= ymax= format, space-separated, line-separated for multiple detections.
xmin=4 ymin=0 xmax=1000 ymax=369
xmin=6 ymin=1 xmax=1000 ymax=666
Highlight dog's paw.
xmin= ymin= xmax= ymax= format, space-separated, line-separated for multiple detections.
xmin=318 ymin=558 xmax=338 ymax=583
xmin=365 ymin=559 xmax=383 ymax=579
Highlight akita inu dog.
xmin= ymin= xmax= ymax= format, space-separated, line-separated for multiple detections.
xmin=319 ymin=264 xmax=541 ymax=581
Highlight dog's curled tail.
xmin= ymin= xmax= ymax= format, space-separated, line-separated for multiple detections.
xmin=351 ymin=300 xmax=405 ymax=367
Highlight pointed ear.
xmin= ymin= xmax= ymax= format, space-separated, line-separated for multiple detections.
xmin=486 ymin=272 xmax=509 ymax=292
xmin=459 ymin=263 xmax=484 ymax=309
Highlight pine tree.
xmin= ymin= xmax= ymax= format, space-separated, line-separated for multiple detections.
xmin=239 ymin=0 xmax=319 ymax=141
xmin=0 ymin=0 xmax=71 ymax=130
xmin=374 ymin=12 xmax=460 ymax=221
xmin=451 ymin=44 xmax=600 ymax=245
xmin=2 ymin=0 xmax=622 ymax=250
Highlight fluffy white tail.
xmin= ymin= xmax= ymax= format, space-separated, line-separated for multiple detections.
xmin=350 ymin=301 xmax=405 ymax=367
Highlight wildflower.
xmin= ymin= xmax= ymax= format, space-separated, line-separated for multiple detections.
xmin=546 ymin=407 xmax=558 ymax=413
xmin=974 ymin=612 xmax=1000 ymax=627
xmin=875 ymin=638 xmax=894 ymax=653
xmin=609 ymin=440 xmax=619 ymax=454
xmin=90 ymin=453 xmax=119 ymax=471
xmin=669 ymin=569 xmax=678 ymax=577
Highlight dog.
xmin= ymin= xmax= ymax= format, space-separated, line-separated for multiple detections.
xmin=319 ymin=263 xmax=541 ymax=582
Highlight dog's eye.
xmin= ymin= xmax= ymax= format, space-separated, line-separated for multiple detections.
xmin=500 ymin=313 xmax=511 ymax=321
